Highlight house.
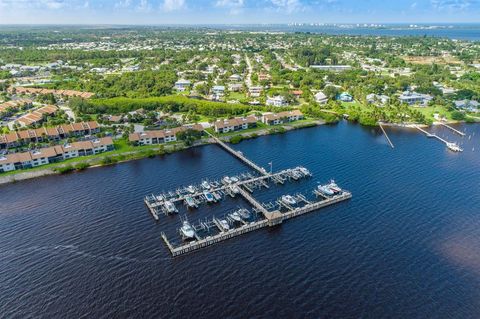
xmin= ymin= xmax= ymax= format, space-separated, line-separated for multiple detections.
xmin=258 ymin=73 xmax=271 ymax=81
xmin=249 ymin=86 xmax=263 ymax=97
xmin=454 ymin=100 xmax=479 ymax=112
xmin=266 ymin=96 xmax=288 ymax=107
xmin=174 ymin=79 xmax=191 ymax=91
xmin=314 ymin=91 xmax=328 ymax=104
xmin=337 ymin=92 xmax=353 ymax=102
xmin=0 ymin=99 xmax=33 ymax=116
xmin=0 ymin=137 xmax=113 ymax=172
xmin=10 ymin=87 xmax=94 ymax=99
xmin=399 ymin=91 xmax=433 ymax=106
xmin=213 ymin=116 xmax=257 ymax=133
xmin=129 ymin=124 xmax=203 ymax=146
xmin=104 ymin=115 xmax=124 ymax=123
xmin=261 ymin=110 xmax=304 ymax=125
xmin=228 ymin=83 xmax=243 ymax=92
xmin=291 ymin=90 xmax=303 ymax=97
xmin=310 ymin=65 xmax=352 ymax=72
xmin=366 ymin=94 xmax=390 ymax=105
xmin=0 ymin=121 xmax=100 ymax=149
xmin=228 ymin=74 xmax=242 ymax=82
xmin=212 ymin=86 xmax=225 ymax=96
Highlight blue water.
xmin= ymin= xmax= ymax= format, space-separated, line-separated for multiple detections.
xmin=0 ymin=122 xmax=479 ymax=318
xmin=209 ymin=23 xmax=480 ymax=41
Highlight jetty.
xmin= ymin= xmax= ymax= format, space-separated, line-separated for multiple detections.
xmin=438 ymin=122 xmax=465 ymax=136
xmin=414 ymin=125 xmax=463 ymax=152
xmin=379 ymin=123 xmax=394 ymax=149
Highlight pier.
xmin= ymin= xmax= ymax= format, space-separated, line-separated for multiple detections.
xmin=438 ymin=122 xmax=465 ymax=136
xmin=414 ymin=125 xmax=463 ymax=152
xmin=205 ymin=131 xmax=267 ymax=175
xmin=379 ymin=123 xmax=394 ymax=149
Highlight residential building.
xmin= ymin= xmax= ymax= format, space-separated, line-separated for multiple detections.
xmin=261 ymin=110 xmax=304 ymax=125
xmin=128 ymin=124 xmax=203 ymax=146
xmin=0 ymin=137 xmax=113 ymax=173
xmin=310 ymin=65 xmax=352 ymax=72
xmin=337 ymin=92 xmax=353 ymax=102
xmin=212 ymin=86 xmax=225 ymax=96
xmin=0 ymin=99 xmax=33 ymax=116
xmin=15 ymin=105 xmax=58 ymax=127
xmin=0 ymin=121 xmax=100 ymax=149
xmin=367 ymin=93 xmax=390 ymax=105
xmin=266 ymin=96 xmax=288 ymax=107
xmin=249 ymin=86 xmax=263 ymax=97
xmin=213 ymin=116 xmax=257 ymax=133
xmin=228 ymin=74 xmax=242 ymax=82
xmin=228 ymin=83 xmax=243 ymax=92
xmin=9 ymin=87 xmax=94 ymax=99
xmin=399 ymin=91 xmax=433 ymax=106
xmin=174 ymin=79 xmax=191 ymax=91
xmin=314 ymin=91 xmax=328 ymax=104
xmin=454 ymin=100 xmax=479 ymax=112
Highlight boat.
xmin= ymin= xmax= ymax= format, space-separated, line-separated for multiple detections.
xmin=203 ymin=191 xmax=215 ymax=203
xmin=229 ymin=185 xmax=240 ymax=194
xmin=230 ymin=176 xmax=239 ymax=183
xmin=446 ymin=142 xmax=463 ymax=152
xmin=219 ymin=219 xmax=230 ymax=231
xmin=212 ymin=192 xmax=222 ymax=201
xmin=317 ymin=184 xmax=334 ymax=196
xmin=156 ymin=194 xmax=164 ymax=201
xmin=237 ymin=208 xmax=250 ymax=219
xmin=222 ymin=176 xmax=232 ymax=185
xmin=185 ymin=196 xmax=197 ymax=208
xmin=180 ymin=221 xmax=195 ymax=239
xmin=281 ymin=195 xmax=297 ymax=206
xmin=164 ymin=200 xmax=177 ymax=213
xmin=328 ymin=180 xmax=341 ymax=193
xmin=298 ymin=167 xmax=311 ymax=176
xmin=229 ymin=211 xmax=243 ymax=222
xmin=201 ymin=181 xmax=211 ymax=190
xmin=186 ymin=185 xmax=196 ymax=194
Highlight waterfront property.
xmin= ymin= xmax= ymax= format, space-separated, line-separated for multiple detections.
xmin=310 ymin=65 xmax=352 ymax=72
xmin=9 ymin=86 xmax=95 ymax=99
xmin=0 ymin=121 xmax=100 ymax=149
xmin=367 ymin=93 xmax=390 ymax=105
xmin=0 ymin=136 xmax=114 ymax=172
xmin=213 ymin=115 xmax=257 ymax=134
xmin=337 ymin=92 xmax=353 ymax=102
xmin=0 ymin=99 xmax=33 ymax=116
xmin=174 ymin=79 xmax=191 ymax=92
xmin=261 ymin=110 xmax=304 ymax=125
xmin=314 ymin=91 xmax=328 ymax=104
xmin=399 ymin=91 xmax=433 ymax=106
xmin=128 ymin=124 xmax=204 ymax=146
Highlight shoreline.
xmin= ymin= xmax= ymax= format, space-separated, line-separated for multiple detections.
xmin=0 ymin=120 xmax=325 ymax=186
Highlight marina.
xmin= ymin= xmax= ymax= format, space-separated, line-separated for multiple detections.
xmin=145 ymin=132 xmax=351 ymax=256
xmin=414 ymin=125 xmax=463 ymax=152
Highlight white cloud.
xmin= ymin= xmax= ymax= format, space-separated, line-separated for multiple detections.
xmin=162 ymin=0 xmax=185 ymax=11
xmin=114 ymin=0 xmax=132 ymax=9
xmin=0 ymin=0 xmax=65 ymax=9
xmin=136 ymin=0 xmax=151 ymax=12
xmin=430 ymin=0 xmax=476 ymax=10
xmin=215 ymin=0 xmax=244 ymax=14
xmin=270 ymin=0 xmax=302 ymax=13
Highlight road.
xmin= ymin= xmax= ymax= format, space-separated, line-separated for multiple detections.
xmin=244 ymin=53 xmax=253 ymax=88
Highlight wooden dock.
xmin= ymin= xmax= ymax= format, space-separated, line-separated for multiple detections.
xmin=161 ymin=191 xmax=352 ymax=257
xmin=379 ymin=123 xmax=394 ymax=148
xmin=439 ymin=123 xmax=465 ymax=136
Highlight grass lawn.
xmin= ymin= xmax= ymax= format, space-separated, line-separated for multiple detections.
xmin=414 ymin=105 xmax=454 ymax=121
xmin=227 ymin=92 xmax=246 ymax=100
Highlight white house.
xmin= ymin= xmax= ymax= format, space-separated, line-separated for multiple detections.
xmin=367 ymin=93 xmax=390 ymax=105
xmin=399 ymin=91 xmax=433 ymax=107
xmin=314 ymin=91 xmax=328 ymax=104
xmin=266 ymin=96 xmax=288 ymax=107
xmin=174 ymin=79 xmax=191 ymax=91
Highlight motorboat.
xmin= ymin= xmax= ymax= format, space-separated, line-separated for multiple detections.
xmin=185 ymin=196 xmax=197 ymax=208
xmin=229 ymin=211 xmax=243 ymax=222
xmin=180 ymin=221 xmax=195 ymax=239
xmin=281 ymin=195 xmax=297 ymax=206
xmin=201 ymin=181 xmax=211 ymax=190
xmin=219 ymin=219 xmax=230 ymax=231
xmin=222 ymin=176 xmax=232 ymax=185
xmin=229 ymin=185 xmax=240 ymax=194
xmin=317 ymin=184 xmax=334 ymax=196
xmin=186 ymin=185 xmax=196 ymax=194
xmin=204 ymin=191 xmax=215 ymax=203
xmin=212 ymin=192 xmax=222 ymax=201
xmin=298 ymin=167 xmax=311 ymax=176
xmin=327 ymin=180 xmax=341 ymax=194
xmin=230 ymin=176 xmax=239 ymax=183
xmin=164 ymin=200 xmax=177 ymax=213
xmin=237 ymin=208 xmax=250 ymax=219
xmin=447 ymin=142 xmax=463 ymax=152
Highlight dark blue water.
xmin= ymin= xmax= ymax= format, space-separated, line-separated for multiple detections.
xmin=1 ymin=122 xmax=479 ymax=318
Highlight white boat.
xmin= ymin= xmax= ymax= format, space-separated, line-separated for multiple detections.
xmin=164 ymin=200 xmax=177 ymax=213
xmin=180 ymin=221 xmax=195 ymax=239
xmin=204 ymin=191 xmax=215 ymax=203
xmin=230 ymin=176 xmax=239 ymax=183
xmin=281 ymin=195 xmax=297 ymax=206
xmin=229 ymin=211 xmax=243 ymax=222
xmin=237 ymin=208 xmax=250 ymax=219
xmin=446 ymin=142 xmax=463 ymax=152
xmin=298 ymin=167 xmax=311 ymax=176
xmin=328 ymin=180 xmax=341 ymax=193
xmin=212 ymin=192 xmax=222 ymax=201
xmin=219 ymin=219 xmax=230 ymax=231
xmin=186 ymin=185 xmax=196 ymax=194
xmin=185 ymin=196 xmax=196 ymax=208
xmin=222 ymin=176 xmax=232 ymax=184
xmin=201 ymin=181 xmax=211 ymax=190
xmin=230 ymin=185 xmax=240 ymax=194
xmin=317 ymin=184 xmax=334 ymax=196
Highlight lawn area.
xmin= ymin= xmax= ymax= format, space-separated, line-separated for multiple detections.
xmin=227 ymin=92 xmax=246 ymax=100
xmin=414 ymin=105 xmax=454 ymax=120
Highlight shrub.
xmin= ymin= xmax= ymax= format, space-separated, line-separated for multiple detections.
xmin=55 ymin=165 xmax=75 ymax=174
xmin=74 ymin=162 xmax=90 ymax=171
xmin=229 ymin=135 xmax=243 ymax=144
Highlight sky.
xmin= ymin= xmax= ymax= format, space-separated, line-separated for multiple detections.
xmin=0 ymin=0 xmax=479 ymax=24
